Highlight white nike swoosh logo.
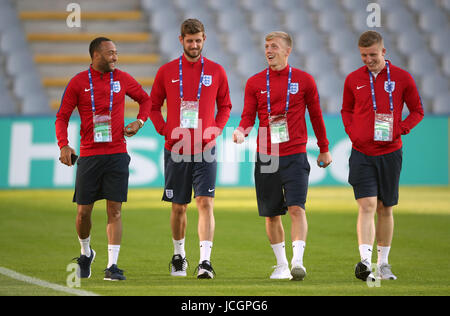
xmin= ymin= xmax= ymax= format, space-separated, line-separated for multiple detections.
xmin=208 ymin=188 xmax=215 ymax=192
xmin=260 ymin=90 xmax=267 ymax=94
xmin=172 ymin=79 xmax=180 ymax=83
xmin=357 ymin=85 xmax=366 ymax=90
xmin=84 ymin=88 xmax=91 ymax=92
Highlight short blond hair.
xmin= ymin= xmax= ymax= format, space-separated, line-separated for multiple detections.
xmin=265 ymin=31 xmax=292 ymax=48
xmin=358 ymin=31 xmax=384 ymax=48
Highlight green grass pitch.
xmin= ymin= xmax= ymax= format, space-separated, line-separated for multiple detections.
xmin=0 ymin=187 xmax=449 ymax=296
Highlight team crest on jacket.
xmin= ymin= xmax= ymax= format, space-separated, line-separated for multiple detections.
xmin=290 ymin=82 xmax=299 ymax=94
xmin=202 ymin=75 xmax=212 ymax=87
xmin=384 ymin=81 xmax=395 ymax=93
xmin=113 ymin=81 xmax=121 ymax=93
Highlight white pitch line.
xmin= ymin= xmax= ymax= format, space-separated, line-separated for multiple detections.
xmin=0 ymin=266 xmax=100 ymax=296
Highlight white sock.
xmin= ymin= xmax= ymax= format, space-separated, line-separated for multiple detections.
xmin=107 ymin=245 xmax=120 ymax=268
xmin=359 ymin=244 xmax=373 ymax=265
xmin=199 ymin=241 xmax=213 ymax=263
xmin=271 ymin=242 xmax=288 ymax=266
xmin=292 ymin=240 xmax=306 ymax=266
xmin=78 ymin=236 xmax=91 ymax=257
xmin=377 ymin=245 xmax=391 ymax=266
xmin=173 ymin=238 xmax=186 ymax=258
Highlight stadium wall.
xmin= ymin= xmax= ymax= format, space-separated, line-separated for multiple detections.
xmin=0 ymin=115 xmax=448 ymax=189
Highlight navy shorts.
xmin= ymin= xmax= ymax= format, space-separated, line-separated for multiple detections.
xmin=73 ymin=153 xmax=130 ymax=205
xmin=163 ymin=147 xmax=217 ymax=204
xmin=254 ymin=152 xmax=310 ymax=217
xmin=348 ymin=148 xmax=403 ymax=207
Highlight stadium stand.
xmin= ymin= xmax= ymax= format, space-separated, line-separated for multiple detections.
xmin=0 ymin=0 xmax=448 ymax=115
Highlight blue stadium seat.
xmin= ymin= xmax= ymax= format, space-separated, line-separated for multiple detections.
xmin=408 ymin=50 xmax=440 ymax=78
xmin=250 ymin=10 xmax=282 ymax=35
xmin=419 ymin=9 xmax=450 ymax=33
xmin=318 ymin=10 xmax=348 ymax=33
xmin=283 ymin=9 xmax=316 ymax=34
xmin=433 ymin=92 xmax=450 ymax=114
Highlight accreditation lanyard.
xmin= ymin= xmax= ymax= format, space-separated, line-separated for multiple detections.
xmin=179 ymin=55 xmax=205 ymax=101
xmin=266 ymin=66 xmax=292 ymax=116
xmin=368 ymin=61 xmax=394 ymax=113
xmin=266 ymin=66 xmax=292 ymax=144
xmin=88 ymin=68 xmax=114 ymax=142
xmin=369 ymin=62 xmax=395 ymax=142
xmin=88 ymin=68 xmax=114 ymax=114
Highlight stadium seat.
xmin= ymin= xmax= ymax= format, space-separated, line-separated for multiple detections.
xmin=317 ymin=72 xmax=344 ymax=100
xmin=432 ymin=92 xmax=450 ymax=114
xmin=377 ymin=0 xmax=408 ymax=10
xmin=341 ymin=0 xmax=368 ymax=12
xmin=158 ymin=29 xmax=183 ymax=60
xmin=13 ymin=71 xmax=47 ymax=101
xmin=216 ymin=10 xmax=247 ymax=33
xmin=421 ymin=73 xmax=450 ymax=99
xmin=236 ymin=50 xmax=266 ymax=79
xmin=386 ymin=9 xmax=418 ymax=33
xmin=308 ymin=0 xmax=341 ymax=11
xmin=174 ymin=0 xmax=208 ymax=10
xmin=430 ymin=28 xmax=450 ymax=55
xmin=208 ymin=0 xmax=240 ymax=11
xmin=324 ymin=95 xmax=343 ymax=114
xmin=22 ymin=93 xmax=51 ymax=114
xmin=317 ymin=10 xmax=348 ymax=33
xmin=283 ymin=9 xmax=316 ymax=34
xmin=443 ymin=0 xmax=450 ymax=10
xmin=0 ymin=27 xmax=29 ymax=56
xmin=149 ymin=8 xmax=181 ymax=34
xmin=339 ymin=52 xmax=364 ymax=76
xmin=250 ymin=10 xmax=282 ymax=35
xmin=408 ymin=0 xmax=438 ymax=12
xmin=226 ymin=30 xmax=256 ymax=55
xmin=443 ymin=55 xmax=450 ymax=77
xmin=241 ymin=0 xmax=275 ymax=11
xmin=275 ymin=0 xmax=309 ymax=11
xmin=294 ymin=31 xmax=326 ymax=55
xmin=329 ymin=31 xmax=358 ymax=54
xmin=397 ymin=31 xmax=428 ymax=56
xmin=305 ymin=53 xmax=337 ymax=78
xmin=408 ymin=50 xmax=440 ymax=78
xmin=419 ymin=9 xmax=450 ymax=33
xmin=0 ymin=73 xmax=17 ymax=115
xmin=141 ymin=0 xmax=175 ymax=11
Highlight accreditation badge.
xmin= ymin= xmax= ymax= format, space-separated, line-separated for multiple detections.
xmin=93 ymin=114 xmax=112 ymax=143
xmin=180 ymin=100 xmax=199 ymax=129
xmin=269 ymin=114 xmax=289 ymax=144
xmin=374 ymin=112 xmax=394 ymax=142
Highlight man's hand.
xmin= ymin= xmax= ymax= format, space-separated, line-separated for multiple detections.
xmin=124 ymin=120 xmax=142 ymax=137
xmin=232 ymin=129 xmax=245 ymax=144
xmin=317 ymin=151 xmax=332 ymax=168
xmin=59 ymin=145 xmax=76 ymax=166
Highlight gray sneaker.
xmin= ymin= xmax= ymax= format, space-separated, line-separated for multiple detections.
xmin=378 ymin=263 xmax=397 ymax=280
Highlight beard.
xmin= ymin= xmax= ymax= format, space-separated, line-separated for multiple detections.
xmin=99 ymin=57 xmax=115 ymax=73
xmin=184 ymin=47 xmax=202 ymax=60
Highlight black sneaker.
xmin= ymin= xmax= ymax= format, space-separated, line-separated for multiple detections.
xmin=355 ymin=260 xmax=376 ymax=282
xmin=73 ymin=248 xmax=96 ymax=279
xmin=195 ymin=260 xmax=215 ymax=279
xmin=104 ymin=264 xmax=126 ymax=281
xmin=169 ymin=254 xmax=188 ymax=277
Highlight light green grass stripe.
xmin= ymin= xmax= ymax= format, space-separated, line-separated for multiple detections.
xmin=0 ymin=267 xmax=100 ymax=296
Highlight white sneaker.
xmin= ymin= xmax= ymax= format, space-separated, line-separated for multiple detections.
xmin=170 ymin=255 xmax=188 ymax=277
xmin=270 ymin=263 xmax=292 ymax=279
xmin=290 ymin=263 xmax=307 ymax=281
xmin=377 ymin=263 xmax=397 ymax=280
xmin=355 ymin=260 xmax=376 ymax=282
